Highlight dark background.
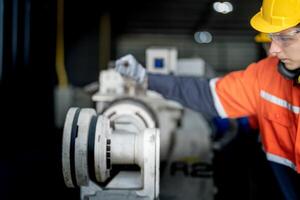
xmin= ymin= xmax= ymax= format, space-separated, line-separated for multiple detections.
xmin=0 ymin=0 xmax=281 ymax=199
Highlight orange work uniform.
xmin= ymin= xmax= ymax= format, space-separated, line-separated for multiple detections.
xmin=210 ymin=56 xmax=300 ymax=172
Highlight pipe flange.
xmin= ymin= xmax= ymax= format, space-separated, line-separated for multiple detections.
xmin=62 ymin=107 xmax=80 ymax=188
xmin=75 ymin=108 xmax=97 ymax=186
xmin=94 ymin=115 xmax=112 ymax=182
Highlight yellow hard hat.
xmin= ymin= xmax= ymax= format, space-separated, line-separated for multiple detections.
xmin=255 ymin=32 xmax=271 ymax=43
xmin=250 ymin=0 xmax=300 ymax=33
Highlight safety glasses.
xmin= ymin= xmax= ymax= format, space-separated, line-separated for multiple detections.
xmin=268 ymin=28 xmax=300 ymax=47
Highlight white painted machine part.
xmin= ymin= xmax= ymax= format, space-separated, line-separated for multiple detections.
xmin=75 ymin=109 xmax=97 ymax=186
xmin=62 ymin=107 xmax=160 ymax=199
xmin=99 ymin=69 xmax=124 ymax=95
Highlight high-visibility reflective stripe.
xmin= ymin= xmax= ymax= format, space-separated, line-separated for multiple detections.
xmin=209 ymin=78 xmax=228 ymax=118
xmin=260 ymin=90 xmax=300 ymax=114
xmin=266 ymin=152 xmax=296 ymax=171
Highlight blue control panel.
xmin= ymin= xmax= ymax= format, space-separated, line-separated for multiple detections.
xmin=154 ymin=58 xmax=164 ymax=68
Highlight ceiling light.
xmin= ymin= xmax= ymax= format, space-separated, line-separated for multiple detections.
xmin=194 ymin=31 xmax=213 ymax=44
xmin=213 ymin=1 xmax=233 ymax=14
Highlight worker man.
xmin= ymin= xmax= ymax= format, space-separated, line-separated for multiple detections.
xmin=115 ymin=0 xmax=300 ymax=199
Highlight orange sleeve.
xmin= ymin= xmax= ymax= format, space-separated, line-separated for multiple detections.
xmin=210 ymin=61 xmax=262 ymax=118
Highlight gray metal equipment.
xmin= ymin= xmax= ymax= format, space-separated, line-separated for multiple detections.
xmin=62 ymin=105 xmax=160 ymax=200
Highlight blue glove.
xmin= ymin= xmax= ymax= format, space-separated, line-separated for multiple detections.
xmin=115 ymin=54 xmax=146 ymax=84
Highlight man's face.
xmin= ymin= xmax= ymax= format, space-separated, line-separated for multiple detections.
xmin=269 ymin=26 xmax=300 ymax=70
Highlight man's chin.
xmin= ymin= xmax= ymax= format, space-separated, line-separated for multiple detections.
xmin=284 ymin=63 xmax=300 ymax=71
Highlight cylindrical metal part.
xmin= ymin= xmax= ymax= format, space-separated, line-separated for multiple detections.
xmin=75 ymin=109 xmax=96 ymax=186
xmin=62 ymin=102 xmax=159 ymax=198
xmin=94 ymin=115 xmax=111 ymax=183
xmin=62 ymin=107 xmax=97 ymax=188
xmin=110 ymin=131 xmax=136 ymax=164
xmin=62 ymin=107 xmax=80 ymax=188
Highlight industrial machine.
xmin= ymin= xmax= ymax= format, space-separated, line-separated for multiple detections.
xmin=62 ymin=104 xmax=160 ymax=199
xmin=62 ymin=47 xmax=215 ymax=200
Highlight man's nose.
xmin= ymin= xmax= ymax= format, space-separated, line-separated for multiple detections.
xmin=268 ymin=40 xmax=282 ymax=56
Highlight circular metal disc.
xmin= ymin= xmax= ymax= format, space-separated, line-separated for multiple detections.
xmin=62 ymin=107 xmax=80 ymax=188
xmin=94 ymin=115 xmax=112 ymax=182
xmin=74 ymin=108 xmax=97 ymax=186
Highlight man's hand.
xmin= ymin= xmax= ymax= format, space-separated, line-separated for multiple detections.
xmin=115 ymin=54 xmax=146 ymax=84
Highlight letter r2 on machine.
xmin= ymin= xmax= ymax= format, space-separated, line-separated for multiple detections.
xmin=62 ymin=102 xmax=160 ymax=200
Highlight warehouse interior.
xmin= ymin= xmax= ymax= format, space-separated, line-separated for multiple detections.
xmin=0 ymin=0 xmax=286 ymax=199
